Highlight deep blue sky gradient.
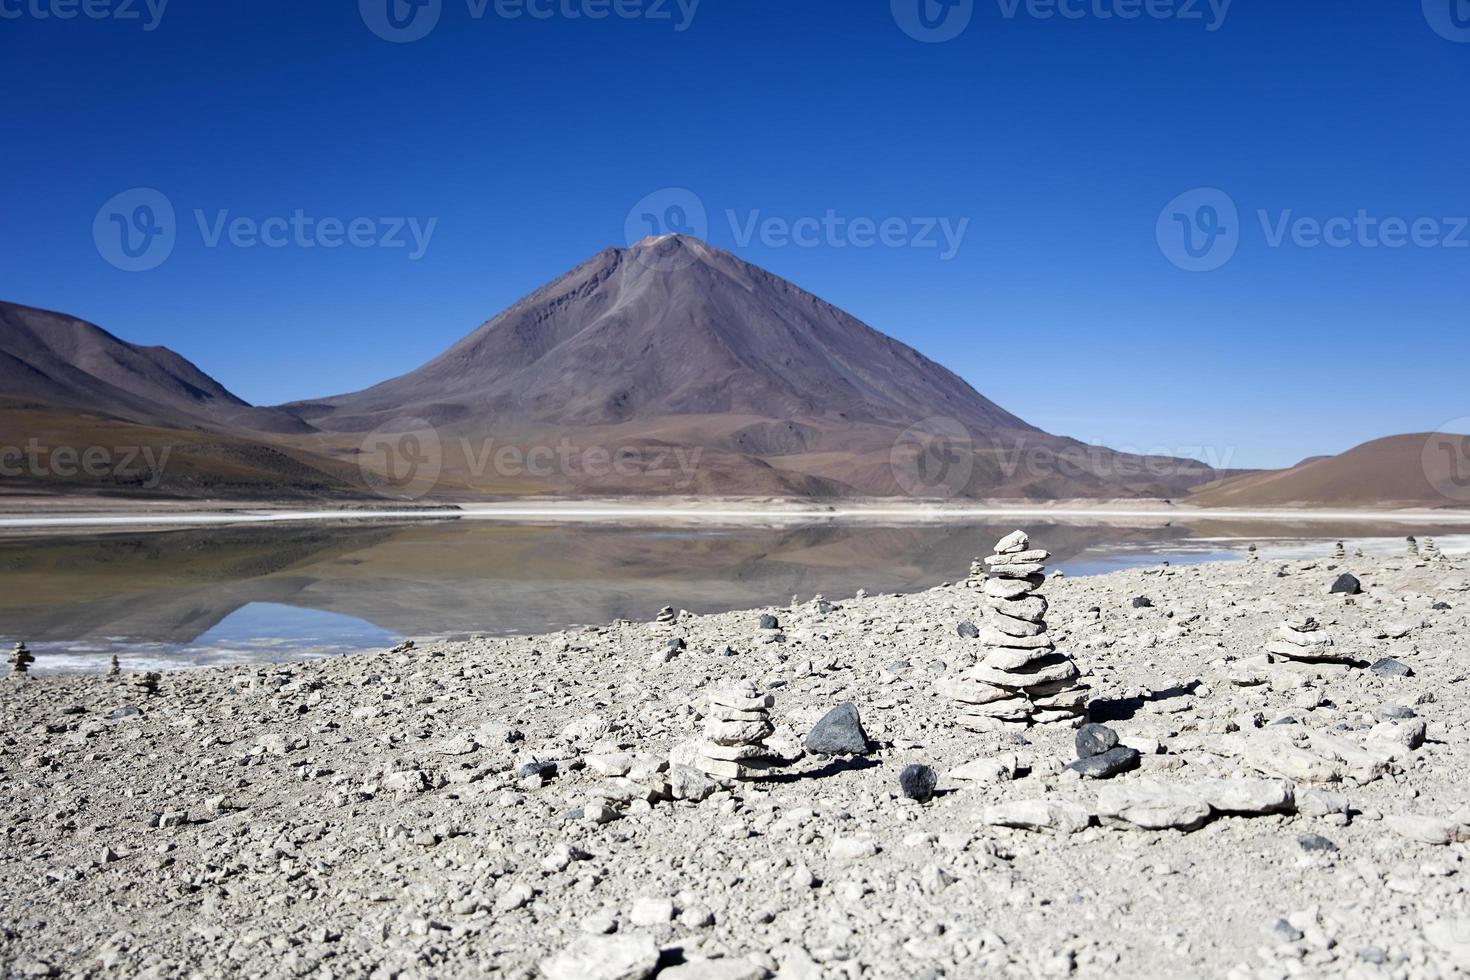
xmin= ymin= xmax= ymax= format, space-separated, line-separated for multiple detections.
xmin=2 ymin=0 xmax=1466 ymax=468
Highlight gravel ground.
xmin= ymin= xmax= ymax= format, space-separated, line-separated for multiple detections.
xmin=2 ymin=536 xmax=1468 ymax=979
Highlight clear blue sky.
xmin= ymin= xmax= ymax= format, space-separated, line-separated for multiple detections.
xmin=3 ymin=0 xmax=1466 ymax=469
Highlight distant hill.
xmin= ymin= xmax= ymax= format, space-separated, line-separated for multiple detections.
xmin=0 ymin=302 xmax=356 ymax=498
xmin=1188 ymin=433 xmax=1470 ymax=509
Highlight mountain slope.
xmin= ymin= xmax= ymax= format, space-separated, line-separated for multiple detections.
xmin=0 ymin=302 xmax=360 ymax=498
xmin=1187 ymin=433 xmax=1470 ymax=509
xmin=283 ymin=236 xmax=1215 ymax=499
xmin=0 ymin=301 xmax=310 ymax=435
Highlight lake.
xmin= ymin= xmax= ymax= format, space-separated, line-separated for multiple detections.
xmin=1 ymin=515 xmax=1463 ymax=671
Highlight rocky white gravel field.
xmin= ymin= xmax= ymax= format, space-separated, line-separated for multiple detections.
xmin=3 ymin=535 xmax=1470 ymax=979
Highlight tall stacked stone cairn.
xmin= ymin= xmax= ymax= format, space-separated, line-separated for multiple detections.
xmin=10 ymin=641 xmax=34 ymax=675
xmin=1267 ymin=615 xmax=1350 ymax=665
xmin=1407 ymin=536 xmax=1420 ymax=558
xmin=694 ymin=681 xmax=779 ymax=780
xmin=1424 ymin=538 xmax=1446 ymax=563
xmin=1247 ymin=544 xmax=1259 ymax=563
xmin=1332 ymin=541 xmax=1346 ymax=560
xmin=965 ymin=556 xmax=987 ymax=588
xmin=941 ymin=530 xmax=1087 ymax=731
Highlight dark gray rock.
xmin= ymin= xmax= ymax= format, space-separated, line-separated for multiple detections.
xmin=517 ymin=761 xmax=558 ymax=780
xmin=759 ymin=614 xmax=780 ymax=630
xmin=1273 ymin=919 xmax=1304 ymax=943
xmin=956 ymin=622 xmax=980 ymax=639
xmin=1379 ymin=704 xmax=1416 ymax=720
xmin=805 ymin=703 xmax=869 ymax=756
xmin=1075 ymin=723 xmax=1120 ymax=759
xmin=1432 ymin=601 xmax=1451 ymax=610
xmin=1297 ymin=833 xmax=1338 ymax=853
xmin=1329 ymin=573 xmax=1362 ymax=595
xmin=1130 ymin=596 xmax=1153 ymax=608
xmin=1065 ymin=746 xmax=1139 ymax=779
xmin=898 ymin=764 xmax=938 ymax=803
xmin=1370 ymin=658 xmax=1413 ymax=678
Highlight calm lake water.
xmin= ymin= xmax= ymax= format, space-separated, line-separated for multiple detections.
xmin=1 ymin=517 xmax=1463 ymax=672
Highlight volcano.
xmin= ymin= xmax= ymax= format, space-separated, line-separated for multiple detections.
xmin=278 ymin=235 xmax=1215 ymax=499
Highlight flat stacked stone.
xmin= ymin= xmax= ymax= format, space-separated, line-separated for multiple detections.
xmin=695 ymin=681 xmax=779 ymax=780
xmin=10 ymin=641 xmax=34 ymax=675
xmin=654 ymin=606 xmax=677 ymax=626
xmin=943 ymin=531 xmax=1088 ymax=731
xmin=1266 ymin=616 xmax=1349 ymax=664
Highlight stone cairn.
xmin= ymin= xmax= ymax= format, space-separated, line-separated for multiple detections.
xmin=965 ymin=556 xmax=987 ymax=587
xmin=1424 ymin=538 xmax=1446 ymax=563
xmin=1267 ymin=616 xmax=1349 ymax=665
xmin=109 ymin=655 xmax=120 ymax=677
xmin=1247 ymin=544 xmax=1259 ymax=563
xmin=655 ymin=605 xmax=677 ymax=626
xmin=1332 ymin=541 xmax=1346 ymax=560
xmin=695 ymin=681 xmax=778 ymax=780
xmin=942 ymin=530 xmax=1087 ymax=731
xmin=10 ymin=641 xmax=34 ymax=675
xmin=1407 ymin=536 xmax=1420 ymax=558
xmin=132 ymin=671 xmax=162 ymax=697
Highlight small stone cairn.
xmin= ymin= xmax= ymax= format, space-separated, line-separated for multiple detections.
xmin=1247 ymin=544 xmax=1259 ymax=563
xmin=1407 ymin=536 xmax=1420 ymax=558
xmin=965 ymin=556 xmax=987 ymax=587
xmin=942 ymin=530 xmax=1087 ymax=731
xmin=695 ymin=681 xmax=779 ymax=780
xmin=108 ymin=655 xmax=120 ymax=677
xmin=655 ymin=606 xmax=677 ymax=626
xmin=1424 ymin=538 xmax=1447 ymax=563
xmin=10 ymin=641 xmax=34 ymax=675
xmin=132 ymin=671 xmax=162 ymax=697
xmin=1332 ymin=541 xmax=1346 ymax=560
xmin=1266 ymin=616 xmax=1349 ymax=664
